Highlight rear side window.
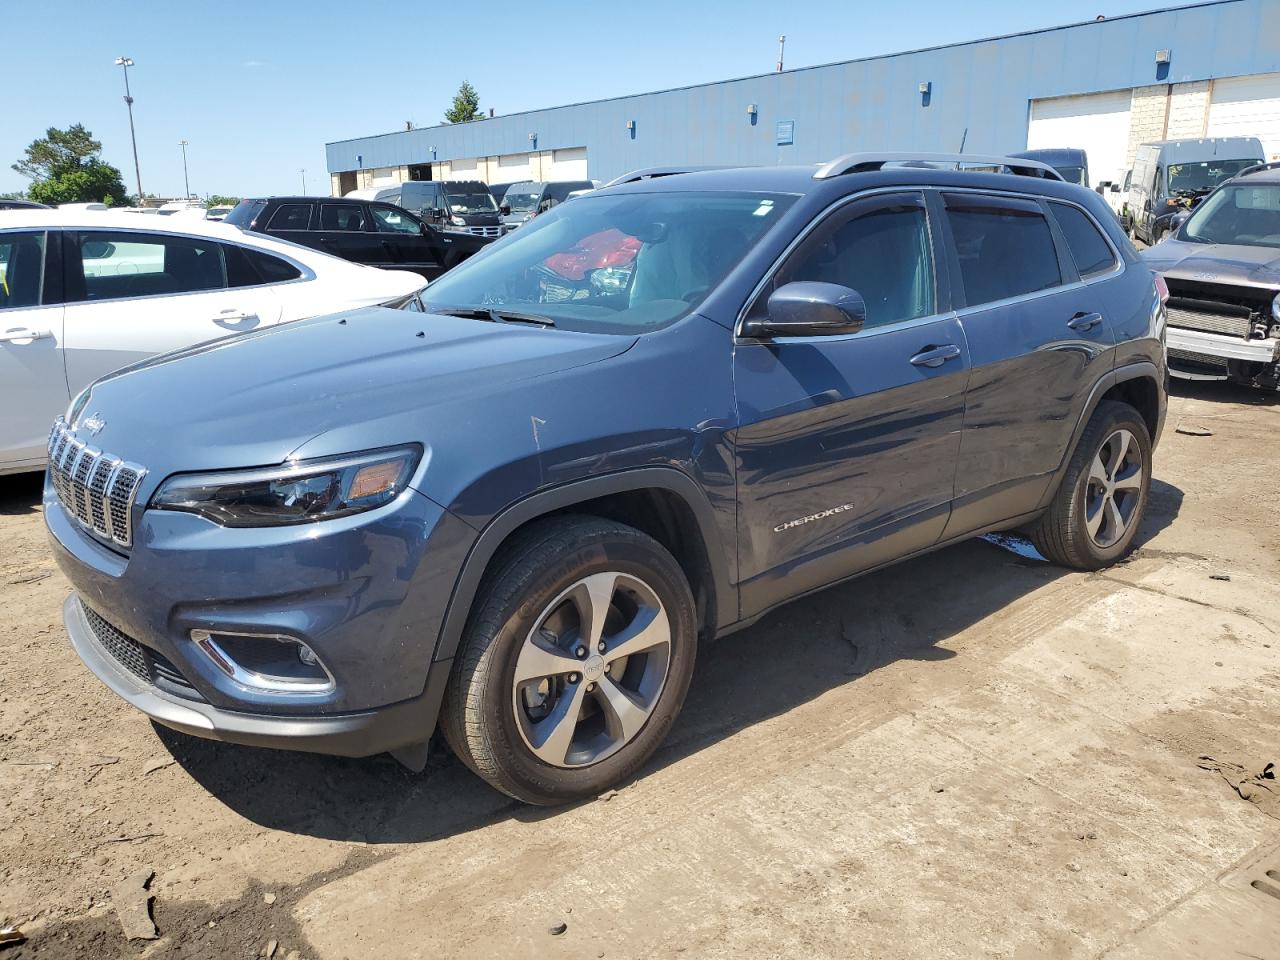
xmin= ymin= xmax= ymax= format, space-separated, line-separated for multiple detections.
xmin=320 ymin=204 xmax=367 ymax=231
xmin=224 ymin=244 xmax=303 ymax=287
xmin=71 ymin=231 xmax=227 ymax=302
xmin=1049 ymin=203 xmax=1116 ymax=278
xmin=0 ymin=231 xmax=46 ymax=310
xmin=945 ymin=196 xmax=1062 ymax=306
xmin=267 ymin=204 xmax=312 ymax=231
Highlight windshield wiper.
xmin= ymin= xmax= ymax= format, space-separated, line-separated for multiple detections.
xmin=428 ymin=306 xmax=556 ymax=328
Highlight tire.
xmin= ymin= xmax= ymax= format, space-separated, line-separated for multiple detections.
xmin=1029 ymin=401 xmax=1152 ymax=571
xmin=441 ymin=515 xmax=697 ymax=805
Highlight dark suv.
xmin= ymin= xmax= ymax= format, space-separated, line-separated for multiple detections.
xmin=225 ymin=196 xmax=489 ymax=279
xmin=47 ymin=153 xmax=1167 ymax=805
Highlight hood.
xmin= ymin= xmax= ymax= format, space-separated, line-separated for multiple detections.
xmin=1141 ymin=239 xmax=1280 ymax=290
xmin=71 ymin=307 xmax=636 ymax=481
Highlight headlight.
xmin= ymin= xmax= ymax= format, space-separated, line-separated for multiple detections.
xmin=450 ymin=216 xmax=466 ymax=227
xmin=151 ymin=446 xmax=420 ymax=527
xmin=1272 ymin=292 xmax=1280 ymax=324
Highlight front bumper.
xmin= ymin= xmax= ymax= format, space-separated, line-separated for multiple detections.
xmin=1166 ymin=327 xmax=1280 ymax=364
xmin=65 ymin=595 xmax=452 ymax=757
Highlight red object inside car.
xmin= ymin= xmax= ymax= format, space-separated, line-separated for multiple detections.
xmin=543 ymin=229 xmax=642 ymax=280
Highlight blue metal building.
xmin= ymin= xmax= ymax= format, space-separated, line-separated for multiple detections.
xmin=326 ymin=0 xmax=1280 ymax=194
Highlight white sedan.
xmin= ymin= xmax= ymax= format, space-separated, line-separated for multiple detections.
xmin=0 ymin=210 xmax=424 ymax=474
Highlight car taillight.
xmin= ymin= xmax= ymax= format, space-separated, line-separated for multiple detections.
xmin=1153 ymin=273 xmax=1170 ymax=304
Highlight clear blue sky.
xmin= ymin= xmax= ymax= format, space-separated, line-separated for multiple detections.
xmin=2 ymin=0 xmax=1189 ymax=200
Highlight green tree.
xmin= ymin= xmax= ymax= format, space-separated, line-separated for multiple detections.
xmin=444 ymin=81 xmax=483 ymax=123
xmin=13 ymin=124 xmax=127 ymax=206
xmin=206 ymin=194 xmax=241 ymax=207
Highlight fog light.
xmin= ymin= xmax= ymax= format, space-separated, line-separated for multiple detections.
xmin=190 ymin=629 xmax=334 ymax=695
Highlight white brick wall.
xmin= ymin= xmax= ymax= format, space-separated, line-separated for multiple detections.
xmin=1166 ymin=80 xmax=1211 ymax=139
xmin=1126 ymin=85 xmax=1171 ymax=165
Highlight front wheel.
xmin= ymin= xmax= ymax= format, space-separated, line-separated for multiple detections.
xmin=441 ymin=516 xmax=697 ymax=805
xmin=1029 ymin=401 xmax=1152 ymax=570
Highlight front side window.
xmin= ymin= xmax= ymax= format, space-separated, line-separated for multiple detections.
xmin=370 ymin=205 xmax=421 ymax=234
xmin=267 ymin=203 xmax=312 ymax=231
xmin=424 ymin=191 xmax=795 ymax=333
xmin=750 ymin=195 xmax=935 ymax=329
xmin=72 ymin=231 xmax=227 ymax=302
xmin=1049 ymin=203 xmax=1117 ymax=278
xmin=1182 ymin=183 xmax=1280 ymax=249
xmin=503 ymin=187 xmax=542 ymax=213
xmin=0 ymin=232 xmax=45 ymax=310
xmin=319 ymin=204 xmax=367 ymax=231
xmin=945 ymin=196 xmax=1062 ymax=306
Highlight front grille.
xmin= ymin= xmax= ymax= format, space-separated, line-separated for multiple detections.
xmin=81 ymin=602 xmax=150 ymax=683
xmin=465 ymin=225 xmax=503 ymax=238
xmin=47 ymin=418 xmax=146 ymax=549
xmin=79 ymin=600 xmax=204 ymax=701
xmin=1166 ymin=304 xmax=1253 ymax=338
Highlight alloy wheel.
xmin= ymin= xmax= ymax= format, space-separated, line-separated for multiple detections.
xmin=1084 ymin=427 xmax=1144 ymax=548
xmin=511 ymin=571 xmax=672 ymax=768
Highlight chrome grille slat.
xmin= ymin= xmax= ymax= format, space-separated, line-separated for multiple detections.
xmin=46 ymin=418 xmax=146 ymax=550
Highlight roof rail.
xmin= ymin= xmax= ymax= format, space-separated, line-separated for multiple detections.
xmin=813 ymin=152 xmax=1065 ymax=182
xmin=1236 ymin=159 xmax=1280 ymax=178
xmin=602 ymin=165 xmax=739 ymax=188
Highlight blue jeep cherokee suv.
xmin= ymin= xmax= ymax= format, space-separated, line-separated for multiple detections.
xmin=46 ymin=153 xmax=1167 ymax=804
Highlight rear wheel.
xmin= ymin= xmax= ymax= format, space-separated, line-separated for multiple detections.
xmin=1029 ymin=401 xmax=1151 ymax=570
xmin=441 ymin=516 xmax=697 ymax=805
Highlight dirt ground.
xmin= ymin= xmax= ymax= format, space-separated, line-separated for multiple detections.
xmin=2 ymin=378 xmax=1278 ymax=960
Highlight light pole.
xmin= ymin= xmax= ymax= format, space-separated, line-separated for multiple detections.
xmin=114 ymin=57 xmax=143 ymax=202
xmin=300 ymin=168 xmax=307 ymax=193
xmin=178 ymin=140 xmax=190 ymax=199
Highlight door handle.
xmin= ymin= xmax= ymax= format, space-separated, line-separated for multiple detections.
xmin=211 ymin=310 xmax=258 ymax=329
xmin=0 ymin=327 xmax=52 ymax=344
xmin=1067 ymin=312 xmax=1103 ymax=331
xmin=909 ymin=344 xmax=961 ymax=368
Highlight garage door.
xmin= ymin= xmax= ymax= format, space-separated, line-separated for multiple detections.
xmin=548 ymin=147 xmax=588 ymax=181
xmin=1027 ymin=89 xmax=1133 ymax=187
xmin=449 ymin=156 xmax=479 ymax=179
xmin=1208 ymin=72 xmax=1280 ymax=161
xmin=497 ymin=153 xmax=532 ymax=180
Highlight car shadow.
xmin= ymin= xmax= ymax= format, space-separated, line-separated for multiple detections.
xmin=0 ymin=471 xmax=43 ymax=516
xmin=1168 ymin=375 xmax=1280 ymax=407
xmin=156 ymin=478 xmax=1184 ymax=843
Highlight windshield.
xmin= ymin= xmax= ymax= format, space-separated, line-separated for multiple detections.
xmin=445 ymin=186 xmax=499 ymax=215
xmin=424 ymin=191 xmax=795 ymax=333
xmin=503 ymin=189 xmax=541 ymax=213
xmin=1168 ymin=159 xmax=1259 ymax=195
xmin=1055 ymin=165 xmax=1087 ymax=186
xmin=1182 ymin=183 xmax=1280 ymax=248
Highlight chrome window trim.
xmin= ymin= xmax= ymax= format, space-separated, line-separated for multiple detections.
xmin=734 ymin=184 xmax=1128 ymax=339
xmin=28 ymin=225 xmax=320 ymax=306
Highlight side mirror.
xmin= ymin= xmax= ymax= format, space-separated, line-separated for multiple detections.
xmin=741 ymin=281 xmax=866 ymax=338
xmin=434 ymin=207 xmax=448 ymax=220
xmin=1110 ymin=183 xmax=1121 ymax=193
xmin=500 ymin=204 xmax=511 ymax=216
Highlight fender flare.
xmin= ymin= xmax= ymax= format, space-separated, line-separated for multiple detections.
xmin=1036 ymin=360 xmax=1161 ymax=511
xmin=430 ymin=467 xmax=736 ymax=664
